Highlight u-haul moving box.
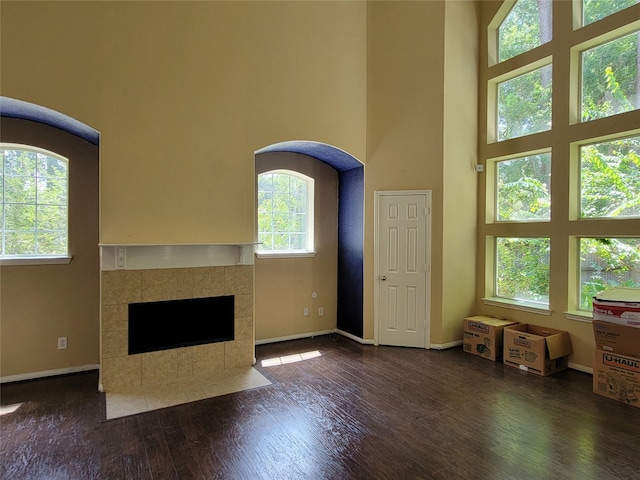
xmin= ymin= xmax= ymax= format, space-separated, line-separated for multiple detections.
xmin=463 ymin=316 xmax=518 ymax=361
xmin=593 ymin=349 xmax=640 ymax=409
xmin=503 ymin=324 xmax=573 ymax=376
xmin=592 ymin=287 xmax=640 ymax=328
xmin=592 ymin=320 xmax=640 ymax=358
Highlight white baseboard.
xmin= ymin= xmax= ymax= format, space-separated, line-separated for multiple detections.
xmin=255 ymin=330 xmax=334 ymax=345
xmin=429 ymin=340 xmax=463 ymax=350
xmin=333 ymin=329 xmax=375 ymax=345
xmin=0 ymin=364 xmax=100 ymax=384
xmin=569 ymin=362 xmax=593 ymax=375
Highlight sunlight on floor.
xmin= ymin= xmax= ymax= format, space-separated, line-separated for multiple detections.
xmin=0 ymin=403 xmax=23 ymax=416
xmin=261 ymin=350 xmax=321 ymax=367
xmin=105 ymin=366 xmax=271 ymax=420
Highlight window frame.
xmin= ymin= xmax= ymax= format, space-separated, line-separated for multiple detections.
xmin=487 ymin=56 xmax=553 ymax=144
xmin=256 ymin=169 xmax=316 ymax=258
xmin=571 ymin=21 xmax=640 ymax=126
xmin=492 ymin=149 xmax=552 ymax=223
xmin=0 ymin=143 xmax=71 ymax=266
xmin=481 ymin=1 xmax=640 ymax=318
xmin=575 ymin=236 xmax=640 ymax=312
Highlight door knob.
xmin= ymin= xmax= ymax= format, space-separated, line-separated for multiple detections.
xmin=379 ymin=275 xmax=387 ymax=281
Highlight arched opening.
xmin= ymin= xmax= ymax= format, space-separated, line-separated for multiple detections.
xmin=255 ymin=141 xmax=364 ymax=338
xmin=0 ymin=97 xmax=99 ymax=146
xmin=0 ymin=96 xmax=101 ymax=381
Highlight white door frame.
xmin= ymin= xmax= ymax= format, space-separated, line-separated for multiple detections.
xmin=374 ymin=190 xmax=431 ymax=348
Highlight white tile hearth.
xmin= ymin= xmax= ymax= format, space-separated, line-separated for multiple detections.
xmin=105 ymin=366 xmax=271 ymax=420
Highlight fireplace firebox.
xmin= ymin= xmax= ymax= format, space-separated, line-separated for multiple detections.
xmin=128 ymin=295 xmax=234 ymax=355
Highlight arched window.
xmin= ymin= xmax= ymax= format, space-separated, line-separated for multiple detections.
xmin=1 ymin=144 xmax=69 ymax=260
xmin=257 ymin=169 xmax=314 ymax=254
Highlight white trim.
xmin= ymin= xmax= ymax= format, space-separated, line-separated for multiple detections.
xmin=0 ymin=255 xmax=72 ymax=266
xmin=0 ymin=364 xmax=99 ymax=384
xmin=374 ymin=190 xmax=432 ymax=349
xmin=255 ymin=330 xmax=334 ymax=345
xmin=430 ymin=340 xmax=463 ymax=350
xmin=334 ymin=329 xmax=375 ymax=345
xmin=255 ymin=251 xmax=317 ymax=259
xmin=565 ymin=310 xmax=593 ymax=323
xmin=100 ymin=244 xmax=255 ymax=271
xmin=482 ymin=297 xmax=552 ymax=315
xmin=569 ymin=362 xmax=593 ymax=375
xmin=99 ymin=242 xmax=258 ymax=247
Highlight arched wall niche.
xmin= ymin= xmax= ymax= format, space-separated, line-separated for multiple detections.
xmin=255 ymin=141 xmax=364 ymax=337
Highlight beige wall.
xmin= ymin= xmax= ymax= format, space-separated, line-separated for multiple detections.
xmin=0 ymin=118 xmax=100 ymax=377
xmin=441 ymin=0 xmax=480 ymax=344
xmin=254 ymin=153 xmax=338 ymax=341
xmin=1 ymin=0 xmax=483 ymax=377
xmin=0 ymin=1 xmax=367 ymax=245
xmin=365 ymin=0 xmax=478 ymax=344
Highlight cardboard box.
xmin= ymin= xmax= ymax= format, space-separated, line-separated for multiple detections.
xmin=503 ymin=324 xmax=573 ymax=376
xmin=592 ymin=320 xmax=640 ymax=358
xmin=593 ymin=287 xmax=640 ymax=328
xmin=593 ymin=349 xmax=640 ymax=408
xmin=463 ymin=316 xmax=518 ymax=361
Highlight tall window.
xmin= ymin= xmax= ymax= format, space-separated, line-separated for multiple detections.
xmin=498 ymin=0 xmax=553 ymax=62
xmin=580 ymin=136 xmax=640 ymax=219
xmin=583 ymin=0 xmax=637 ymax=26
xmin=482 ymin=1 xmax=640 ymax=315
xmin=497 ymin=65 xmax=553 ymax=141
xmin=496 ymin=152 xmax=551 ymax=221
xmin=257 ymin=170 xmax=314 ymax=254
xmin=496 ymin=237 xmax=550 ymax=305
xmin=1 ymin=144 xmax=69 ymax=258
xmin=581 ymin=31 xmax=639 ymax=122
xmin=579 ymin=238 xmax=640 ymax=310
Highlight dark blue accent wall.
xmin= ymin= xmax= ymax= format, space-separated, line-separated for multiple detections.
xmin=337 ymin=167 xmax=364 ymax=337
xmin=0 ymin=97 xmax=99 ymax=145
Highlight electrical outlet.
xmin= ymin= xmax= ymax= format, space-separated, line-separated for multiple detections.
xmin=57 ymin=337 xmax=68 ymax=350
xmin=318 ymin=307 xmax=324 ymax=316
xmin=303 ymin=307 xmax=309 ymax=316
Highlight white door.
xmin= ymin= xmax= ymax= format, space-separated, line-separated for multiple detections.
xmin=376 ymin=191 xmax=430 ymax=348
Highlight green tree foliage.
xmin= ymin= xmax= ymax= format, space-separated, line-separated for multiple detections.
xmin=495 ymin=1 xmax=639 ymax=305
xmin=257 ymin=171 xmax=309 ymax=251
xmin=498 ymin=0 xmax=552 ymax=62
xmin=496 ymin=237 xmax=550 ymax=303
xmin=580 ymin=238 xmax=640 ymax=309
xmin=583 ymin=0 xmax=637 ymax=25
xmin=497 ymin=0 xmax=553 ymax=141
xmin=497 ymin=153 xmax=551 ymax=220
xmin=582 ymin=33 xmax=638 ymax=121
xmin=1 ymin=148 xmax=68 ymax=256
xmin=581 ymin=136 xmax=640 ymax=218
xmin=498 ymin=66 xmax=552 ymax=141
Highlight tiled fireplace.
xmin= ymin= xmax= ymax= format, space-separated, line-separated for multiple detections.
xmin=99 ymin=244 xmax=255 ymax=392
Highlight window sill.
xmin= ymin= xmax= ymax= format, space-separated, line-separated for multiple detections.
xmin=255 ymin=251 xmax=317 ymax=259
xmin=0 ymin=256 xmax=72 ymax=266
xmin=482 ymin=297 xmax=551 ymax=315
xmin=564 ymin=310 xmax=593 ymax=323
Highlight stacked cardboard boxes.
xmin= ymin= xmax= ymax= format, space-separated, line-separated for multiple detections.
xmin=502 ymin=324 xmax=573 ymax=376
xmin=462 ymin=316 xmax=518 ymax=361
xmin=592 ymin=288 xmax=640 ymax=408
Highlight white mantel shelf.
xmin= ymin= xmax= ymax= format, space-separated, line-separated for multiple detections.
xmin=100 ymin=243 xmax=258 ymax=271
xmin=99 ymin=242 xmax=259 ymax=247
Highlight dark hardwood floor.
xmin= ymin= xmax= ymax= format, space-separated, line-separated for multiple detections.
xmin=2 ymin=335 xmax=640 ymax=479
